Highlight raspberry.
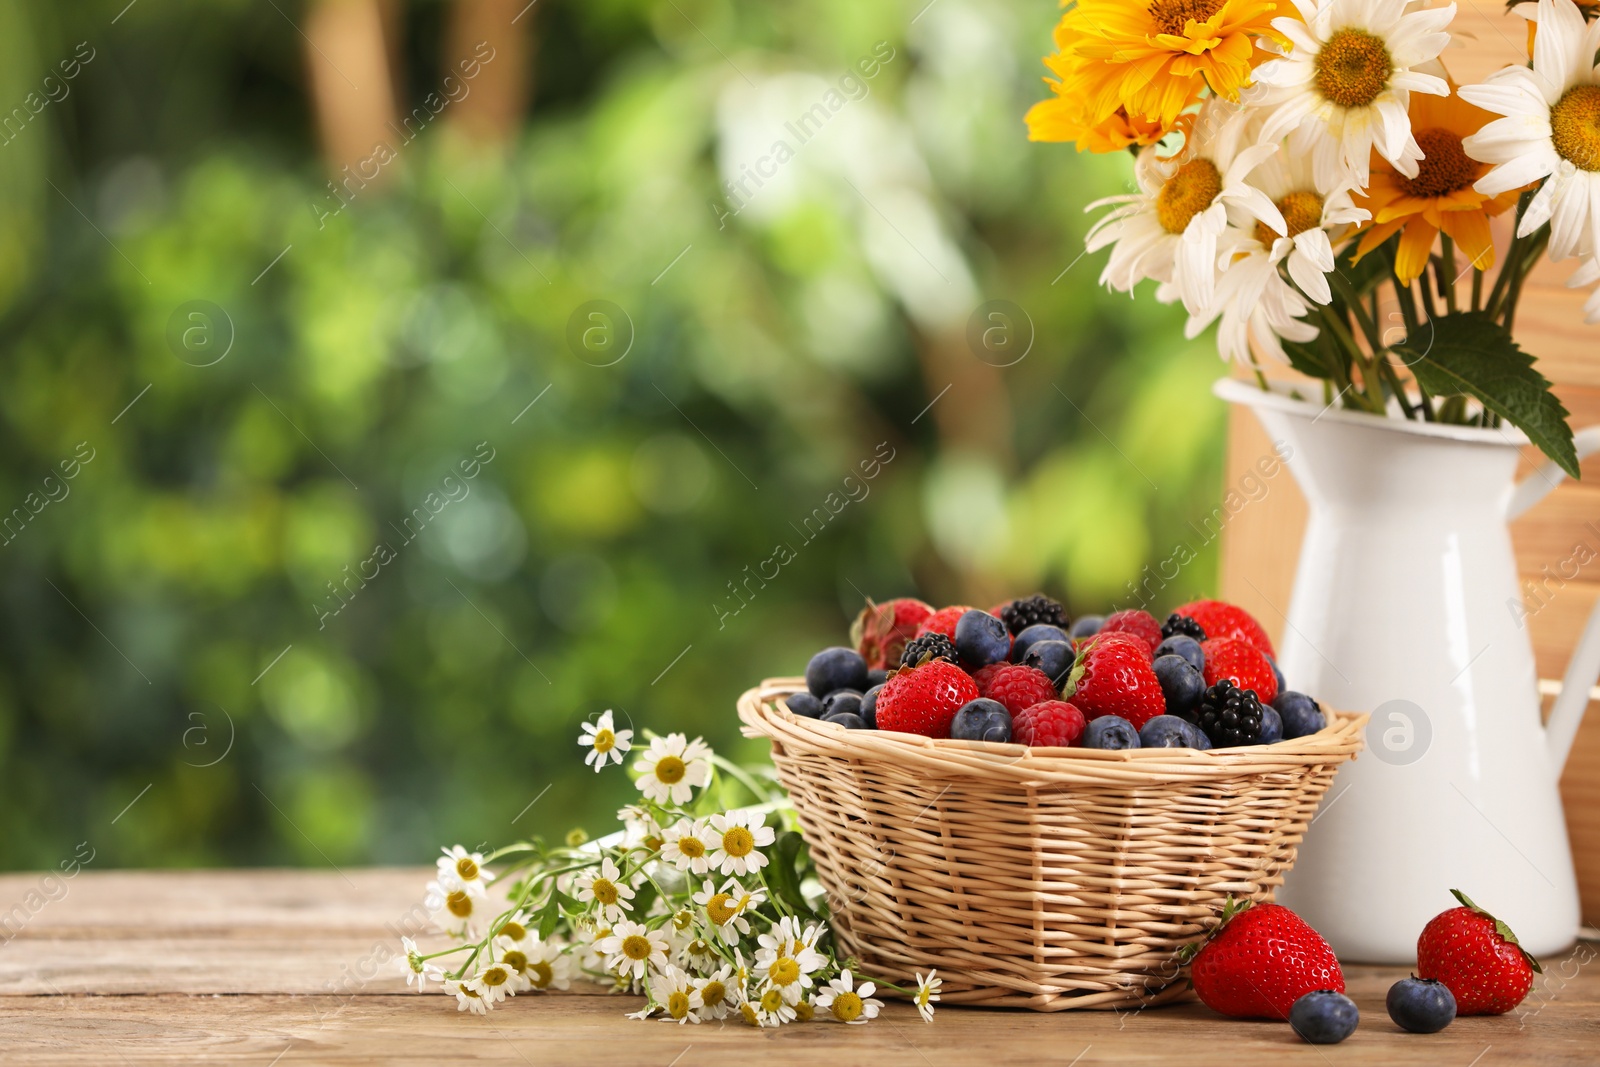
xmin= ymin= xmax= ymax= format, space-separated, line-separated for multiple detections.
xmin=971 ymin=663 xmax=1006 ymax=696
xmin=983 ymin=664 xmax=1059 ymax=718
xmin=1100 ymin=609 xmax=1162 ymax=652
xmin=1013 ymin=700 xmax=1086 ymax=747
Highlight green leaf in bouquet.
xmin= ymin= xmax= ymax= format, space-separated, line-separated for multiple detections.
xmin=1332 ymin=231 xmax=1397 ymax=298
xmin=1281 ymin=336 xmax=1332 ymax=381
xmin=1393 ymin=311 xmax=1579 ymax=478
xmin=766 ymin=830 xmax=815 ymax=919
xmin=536 ymin=897 xmax=562 ymax=940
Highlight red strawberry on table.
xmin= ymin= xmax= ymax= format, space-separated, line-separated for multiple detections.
xmin=1099 ymin=609 xmax=1162 ymax=653
xmin=1174 ymin=599 xmax=1276 ymax=660
xmin=1201 ymin=636 xmax=1279 ymax=705
xmin=917 ymin=605 xmax=977 ymax=642
xmin=850 ymin=597 xmax=934 ymax=670
xmin=874 ymin=659 xmax=980 ymax=739
xmin=1417 ymin=889 xmax=1541 ymax=1015
xmin=1189 ymin=900 xmax=1344 ymax=1019
xmin=983 ymin=664 xmax=1059 ymax=719
xmin=1063 ymin=633 xmax=1166 ymax=728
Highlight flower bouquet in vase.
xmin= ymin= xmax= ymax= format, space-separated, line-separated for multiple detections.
xmin=1027 ymin=0 xmax=1600 ymax=960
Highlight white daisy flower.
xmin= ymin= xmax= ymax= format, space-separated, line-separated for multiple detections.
xmin=1086 ymin=100 xmax=1287 ymax=315
xmin=1461 ymin=0 xmax=1600 ymax=261
xmin=914 ymin=970 xmax=942 ymax=1023
xmin=659 ymin=818 xmax=715 ymax=875
xmin=707 ymin=810 xmax=775 ymax=876
xmin=397 ymin=936 xmax=443 ymax=992
xmin=694 ymin=963 xmax=738 ymax=1020
xmin=680 ymin=935 xmax=717 ymax=972
xmin=692 ymin=878 xmax=767 ymax=942
xmin=652 ymin=965 xmax=703 ymax=1025
xmin=574 ymin=858 xmax=636 ymax=922
xmin=468 ymin=960 xmax=520 ymax=1004
xmin=816 ymin=968 xmax=883 ymax=1024
xmin=436 ymin=845 xmax=495 ymax=898
xmin=445 ymin=977 xmax=489 ymax=1014
xmin=523 ymin=938 xmax=573 ymax=991
xmin=578 ymin=709 xmax=633 ymax=772
xmin=633 ymin=733 xmax=713 ymax=805
xmin=1247 ymin=0 xmax=1453 ymax=189
xmin=616 ymin=804 xmax=662 ymax=848
xmin=425 ymin=878 xmax=483 ymax=938
xmin=597 ymin=920 xmax=670 ymax=981
xmin=755 ymin=917 xmax=827 ymax=1002
xmin=752 ymin=983 xmax=797 ymax=1026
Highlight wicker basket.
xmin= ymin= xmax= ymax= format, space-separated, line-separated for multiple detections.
xmin=738 ymin=676 xmax=1366 ymax=1011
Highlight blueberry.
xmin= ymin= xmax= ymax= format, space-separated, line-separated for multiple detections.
xmin=1273 ymin=690 xmax=1326 ymax=738
xmin=1152 ymin=654 xmax=1206 ymax=716
xmin=1258 ymin=706 xmax=1283 ymax=743
xmin=822 ymin=712 xmax=868 ymax=730
xmin=1082 ymin=715 xmax=1140 ymax=750
xmin=954 ymin=609 xmax=1011 ymax=668
xmin=1069 ymin=614 xmax=1105 ymax=639
xmin=949 ymin=698 xmax=1013 ymax=743
xmin=821 ymin=690 xmax=863 ymax=719
xmin=1386 ymin=977 xmax=1456 ymax=1034
xmin=787 ymin=692 xmax=825 ymax=719
xmin=1268 ymin=656 xmax=1286 ymax=695
xmin=1021 ymin=640 xmax=1075 ymax=687
xmin=1290 ymin=989 xmax=1360 ymax=1044
xmin=1012 ymin=624 xmax=1069 ymax=663
xmin=866 ymin=667 xmax=890 ymax=689
xmin=1154 ymin=634 xmax=1205 ymax=672
xmin=859 ymin=684 xmax=883 ymax=729
xmin=1138 ymin=715 xmax=1210 ymax=749
xmin=805 ymin=647 xmax=869 ymax=698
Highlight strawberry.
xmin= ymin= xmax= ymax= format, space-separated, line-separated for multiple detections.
xmin=850 ymin=597 xmax=934 ymax=670
xmin=917 ymin=605 xmax=976 ymax=642
xmin=1188 ymin=900 xmax=1344 ymax=1019
xmin=1099 ymin=609 xmax=1162 ymax=653
xmin=1201 ymin=636 xmax=1279 ymax=705
xmin=1173 ymin=599 xmax=1276 ymax=660
xmin=873 ymin=659 xmax=980 ymax=739
xmin=1013 ymin=700 xmax=1086 ymax=747
xmin=1417 ymin=889 xmax=1541 ymax=1015
xmin=1063 ymin=633 xmax=1166 ymax=728
xmin=983 ymin=664 xmax=1060 ymax=718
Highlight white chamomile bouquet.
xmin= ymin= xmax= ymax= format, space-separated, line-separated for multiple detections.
xmin=397 ymin=710 xmax=941 ymax=1027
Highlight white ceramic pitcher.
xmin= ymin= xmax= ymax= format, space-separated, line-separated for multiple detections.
xmin=1216 ymin=377 xmax=1600 ymax=962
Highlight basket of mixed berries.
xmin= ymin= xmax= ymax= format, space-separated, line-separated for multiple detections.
xmin=737 ymin=594 xmax=1365 ymax=1011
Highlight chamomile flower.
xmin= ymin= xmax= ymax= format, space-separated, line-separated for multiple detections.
xmin=754 ymin=983 xmax=798 ymax=1026
xmin=578 ymin=709 xmax=633 ymax=772
xmin=680 ymin=936 xmax=717 ymax=972
xmin=707 ymin=810 xmax=775 ymax=876
xmin=755 ymin=917 xmax=826 ymax=1002
xmin=598 ymin=920 xmax=670 ymax=981
xmin=445 ymin=977 xmax=489 ymax=1014
xmin=468 ymin=961 xmax=520 ymax=1004
xmin=1247 ymin=0 xmax=1454 ymax=188
xmin=1086 ymin=101 xmax=1286 ymax=315
xmin=693 ymin=878 xmax=767 ymax=942
xmin=652 ymin=965 xmax=703 ymax=1025
xmin=1461 ymin=0 xmax=1600 ymax=261
xmin=425 ymin=878 xmax=483 ymax=938
xmin=694 ymin=964 xmax=738 ymax=1020
xmin=522 ymin=938 xmax=573 ymax=991
xmin=816 ymin=969 xmax=883 ymax=1024
xmin=574 ymin=858 xmax=635 ymax=922
xmin=660 ymin=818 xmax=715 ymax=875
xmin=914 ymin=970 xmax=943 ymax=1023
xmin=398 ymin=936 xmax=443 ymax=991
xmin=436 ymin=845 xmax=495 ymax=898
xmin=633 ymin=733 xmax=713 ymax=805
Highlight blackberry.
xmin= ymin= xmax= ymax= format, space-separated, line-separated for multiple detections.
xmin=999 ymin=593 xmax=1067 ymax=636
xmin=1161 ymin=612 xmax=1207 ymax=641
xmin=899 ymin=632 xmax=958 ymax=668
xmin=1193 ymin=679 xmax=1264 ymax=747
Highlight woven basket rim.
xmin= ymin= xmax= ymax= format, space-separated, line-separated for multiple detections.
xmin=739 ymin=676 xmax=1367 ymax=786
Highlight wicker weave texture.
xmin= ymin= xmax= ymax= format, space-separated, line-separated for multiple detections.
xmin=738 ymin=677 xmax=1366 ymax=1011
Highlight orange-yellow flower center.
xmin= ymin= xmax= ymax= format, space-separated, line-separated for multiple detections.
xmin=676 ymin=836 xmax=705 ymax=858
xmin=530 ymin=961 xmax=554 ymax=988
xmin=768 ymin=957 xmax=801 ymax=985
xmin=591 ymin=878 xmax=619 ymax=906
xmin=502 ymin=950 xmax=529 ymax=974
xmin=454 ymin=856 xmax=479 ymax=882
xmin=621 ymin=934 xmax=654 ymax=961
xmin=667 ymin=990 xmax=692 ymax=1019
xmin=1147 ymin=0 xmax=1223 ymax=36
xmin=591 ymin=727 xmax=615 ymax=754
xmin=447 ymin=890 xmax=473 ymax=918
xmin=1550 ymin=84 xmax=1600 ymax=172
xmin=702 ymin=979 xmax=727 ymax=1005
xmin=1254 ymin=190 xmax=1325 ymax=246
xmin=1313 ymin=28 xmax=1393 ymax=109
xmin=500 ymin=921 xmax=526 ymax=941
xmin=653 ymin=755 xmax=686 ymax=784
xmin=831 ymin=990 xmax=865 ymax=1022
xmin=1157 ymin=158 xmax=1222 ymax=234
xmin=705 ymin=892 xmax=738 ymax=925
xmin=721 ymin=826 xmax=755 ymax=857
xmin=1401 ymin=128 xmax=1479 ymax=197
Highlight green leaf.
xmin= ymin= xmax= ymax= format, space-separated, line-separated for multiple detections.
xmin=766 ymin=830 xmax=814 ymax=919
xmin=1332 ymin=232 xmax=1397 ymax=298
xmin=1395 ymin=312 xmax=1579 ymax=478
xmin=537 ymin=898 xmax=561 ymax=940
xmin=1281 ymin=337 xmax=1331 ymax=381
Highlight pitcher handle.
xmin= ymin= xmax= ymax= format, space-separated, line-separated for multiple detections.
xmin=1509 ymin=425 xmax=1600 ymax=770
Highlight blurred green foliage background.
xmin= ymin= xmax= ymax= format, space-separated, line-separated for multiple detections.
xmin=0 ymin=0 xmax=1230 ymax=870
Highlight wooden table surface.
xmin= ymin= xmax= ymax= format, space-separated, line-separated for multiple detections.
xmin=2 ymin=869 xmax=1596 ymax=1065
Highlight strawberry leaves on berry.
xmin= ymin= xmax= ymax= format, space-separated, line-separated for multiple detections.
xmin=1450 ymin=888 xmax=1542 ymax=974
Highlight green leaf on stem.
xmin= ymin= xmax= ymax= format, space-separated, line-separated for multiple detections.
xmin=766 ymin=830 xmax=814 ymax=918
xmin=1281 ymin=337 xmax=1332 ymax=380
xmin=1394 ymin=311 xmax=1579 ymax=478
